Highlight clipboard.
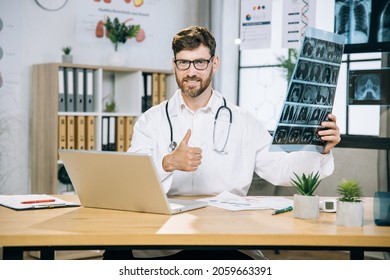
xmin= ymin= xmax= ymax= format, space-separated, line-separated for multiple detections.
xmin=0 ymin=194 xmax=80 ymax=210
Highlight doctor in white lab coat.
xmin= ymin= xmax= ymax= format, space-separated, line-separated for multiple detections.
xmin=103 ymin=26 xmax=341 ymax=260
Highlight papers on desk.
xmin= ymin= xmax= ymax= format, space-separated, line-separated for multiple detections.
xmin=199 ymin=191 xmax=293 ymax=211
xmin=0 ymin=194 xmax=80 ymax=210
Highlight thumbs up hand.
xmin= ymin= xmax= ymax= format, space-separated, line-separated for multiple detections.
xmin=162 ymin=129 xmax=202 ymax=172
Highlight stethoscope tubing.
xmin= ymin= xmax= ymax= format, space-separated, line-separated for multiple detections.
xmin=165 ymin=96 xmax=232 ymax=153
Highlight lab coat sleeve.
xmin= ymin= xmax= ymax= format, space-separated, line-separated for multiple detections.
xmin=254 ymin=124 xmax=335 ymax=186
xmin=127 ymin=109 xmax=173 ymax=193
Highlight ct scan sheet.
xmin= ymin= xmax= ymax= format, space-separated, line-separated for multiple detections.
xmin=271 ymin=27 xmax=345 ymax=152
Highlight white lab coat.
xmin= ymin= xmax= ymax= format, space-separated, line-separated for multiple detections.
xmin=128 ymin=89 xmax=334 ymax=259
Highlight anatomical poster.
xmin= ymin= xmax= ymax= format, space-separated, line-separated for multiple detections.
xmin=271 ymin=27 xmax=345 ymax=152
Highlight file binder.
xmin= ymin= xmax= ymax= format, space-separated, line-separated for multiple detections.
xmin=142 ymin=73 xmax=152 ymax=112
xmin=158 ymin=73 xmax=167 ymax=102
xmin=108 ymin=116 xmax=116 ymax=151
xmin=152 ymin=72 xmax=159 ymax=106
xmin=124 ymin=116 xmax=134 ymax=150
xmin=75 ymin=116 xmax=85 ymax=150
xmin=101 ymin=117 xmax=109 ymax=151
xmin=74 ymin=68 xmax=85 ymax=112
xmin=58 ymin=115 xmax=67 ymax=151
xmin=66 ymin=115 xmax=75 ymax=149
xmin=116 ymin=116 xmax=125 ymax=152
xmin=84 ymin=69 xmax=94 ymax=112
xmin=64 ymin=67 xmax=75 ymax=112
xmin=85 ymin=116 xmax=95 ymax=150
xmin=58 ymin=67 xmax=66 ymax=111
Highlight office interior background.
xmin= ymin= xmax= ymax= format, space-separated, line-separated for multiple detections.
xmin=0 ymin=0 xmax=389 ymax=197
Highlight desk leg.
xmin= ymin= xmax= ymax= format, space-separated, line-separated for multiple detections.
xmin=350 ymin=249 xmax=364 ymax=260
xmin=2 ymin=247 xmax=24 ymax=260
xmin=40 ymin=248 xmax=55 ymax=260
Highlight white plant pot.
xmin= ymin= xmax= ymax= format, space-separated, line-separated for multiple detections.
xmin=336 ymin=201 xmax=364 ymax=227
xmin=293 ymin=194 xmax=319 ymax=219
xmin=107 ymin=50 xmax=125 ymax=66
xmin=62 ymin=55 xmax=73 ymax=64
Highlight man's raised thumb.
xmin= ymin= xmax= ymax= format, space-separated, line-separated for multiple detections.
xmin=181 ymin=129 xmax=192 ymax=146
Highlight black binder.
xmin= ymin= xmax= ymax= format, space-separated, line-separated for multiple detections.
xmin=102 ymin=116 xmax=109 ymax=151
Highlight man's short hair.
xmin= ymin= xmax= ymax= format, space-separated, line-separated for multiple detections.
xmin=172 ymin=26 xmax=216 ymax=58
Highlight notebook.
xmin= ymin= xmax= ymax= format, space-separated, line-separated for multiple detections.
xmin=58 ymin=150 xmax=207 ymax=214
xmin=0 ymin=194 xmax=80 ymax=210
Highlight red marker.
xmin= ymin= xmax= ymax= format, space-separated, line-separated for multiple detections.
xmin=21 ymin=199 xmax=56 ymax=204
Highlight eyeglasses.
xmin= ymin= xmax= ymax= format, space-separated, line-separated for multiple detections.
xmin=174 ymin=56 xmax=214 ymax=70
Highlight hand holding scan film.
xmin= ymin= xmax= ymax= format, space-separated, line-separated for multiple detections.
xmin=271 ymin=27 xmax=344 ymax=153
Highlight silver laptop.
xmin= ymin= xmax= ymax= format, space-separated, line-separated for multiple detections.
xmin=58 ymin=150 xmax=207 ymax=214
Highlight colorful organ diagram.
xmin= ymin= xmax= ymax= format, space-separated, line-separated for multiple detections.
xmin=94 ymin=0 xmax=146 ymax=43
xmin=94 ymin=0 xmax=144 ymax=6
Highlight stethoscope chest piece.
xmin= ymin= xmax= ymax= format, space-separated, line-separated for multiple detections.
xmin=168 ymin=141 xmax=177 ymax=153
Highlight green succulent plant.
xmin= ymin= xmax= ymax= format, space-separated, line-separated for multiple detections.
xmin=104 ymin=17 xmax=140 ymax=51
xmin=337 ymin=179 xmax=363 ymax=202
xmin=291 ymin=171 xmax=321 ymax=196
xmin=62 ymin=46 xmax=72 ymax=55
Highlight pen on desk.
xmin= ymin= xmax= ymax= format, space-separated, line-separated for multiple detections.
xmin=21 ymin=199 xmax=56 ymax=204
xmin=272 ymin=206 xmax=293 ymax=215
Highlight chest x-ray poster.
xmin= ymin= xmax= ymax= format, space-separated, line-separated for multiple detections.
xmin=271 ymin=27 xmax=345 ymax=152
xmin=334 ymin=0 xmax=390 ymax=53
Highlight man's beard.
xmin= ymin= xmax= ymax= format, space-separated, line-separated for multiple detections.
xmin=175 ymin=70 xmax=213 ymax=98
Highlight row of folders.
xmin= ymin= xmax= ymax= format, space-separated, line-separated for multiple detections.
xmin=58 ymin=67 xmax=94 ymax=112
xmin=58 ymin=116 xmax=135 ymax=152
xmin=142 ymin=72 xmax=167 ymax=112
xmin=101 ymin=116 xmax=135 ymax=152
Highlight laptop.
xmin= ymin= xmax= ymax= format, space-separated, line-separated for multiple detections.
xmin=58 ymin=150 xmax=208 ymax=214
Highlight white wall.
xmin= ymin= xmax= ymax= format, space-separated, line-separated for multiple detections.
xmin=0 ymin=0 xmax=201 ymax=194
xmin=211 ymin=0 xmax=240 ymax=104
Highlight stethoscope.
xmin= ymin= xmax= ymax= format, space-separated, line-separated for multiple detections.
xmin=165 ymin=97 xmax=232 ymax=154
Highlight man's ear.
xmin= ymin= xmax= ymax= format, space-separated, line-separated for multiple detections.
xmin=212 ymin=55 xmax=220 ymax=72
xmin=172 ymin=57 xmax=176 ymax=71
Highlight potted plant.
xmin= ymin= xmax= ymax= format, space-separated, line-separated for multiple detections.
xmin=276 ymin=48 xmax=298 ymax=82
xmin=336 ymin=179 xmax=364 ymax=227
xmin=103 ymin=16 xmax=140 ymax=66
xmin=62 ymin=46 xmax=72 ymax=63
xmin=291 ymin=171 xmax=321 ymax=219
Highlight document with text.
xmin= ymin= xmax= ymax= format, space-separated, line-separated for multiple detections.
xmin=199 ymin=191 xmax=293 ymax=211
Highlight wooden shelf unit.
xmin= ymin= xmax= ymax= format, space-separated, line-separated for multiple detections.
xmin=31 ymin=63 xmax=175 ymax=194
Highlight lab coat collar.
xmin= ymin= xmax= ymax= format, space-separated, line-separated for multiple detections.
xmin=167 ymin=90 xmax=226 ymax=148
xmin=167 ymin=89 xmax=225 ymax=118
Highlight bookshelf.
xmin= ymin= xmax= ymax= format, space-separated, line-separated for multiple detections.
xmin=31 ymin=63 xmax=175 ymax=194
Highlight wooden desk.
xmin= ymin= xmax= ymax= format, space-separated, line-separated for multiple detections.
xmin=0 ymin=196 xmax=389 ymax=260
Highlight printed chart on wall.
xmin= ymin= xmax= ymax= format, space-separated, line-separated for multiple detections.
xmin=76 ymin=0 xmax=164 ymax=48
xmin=239 ymin=0 xmax=272 ymax=50
xmin=271 ymin=27 xmax=345 ymax=153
